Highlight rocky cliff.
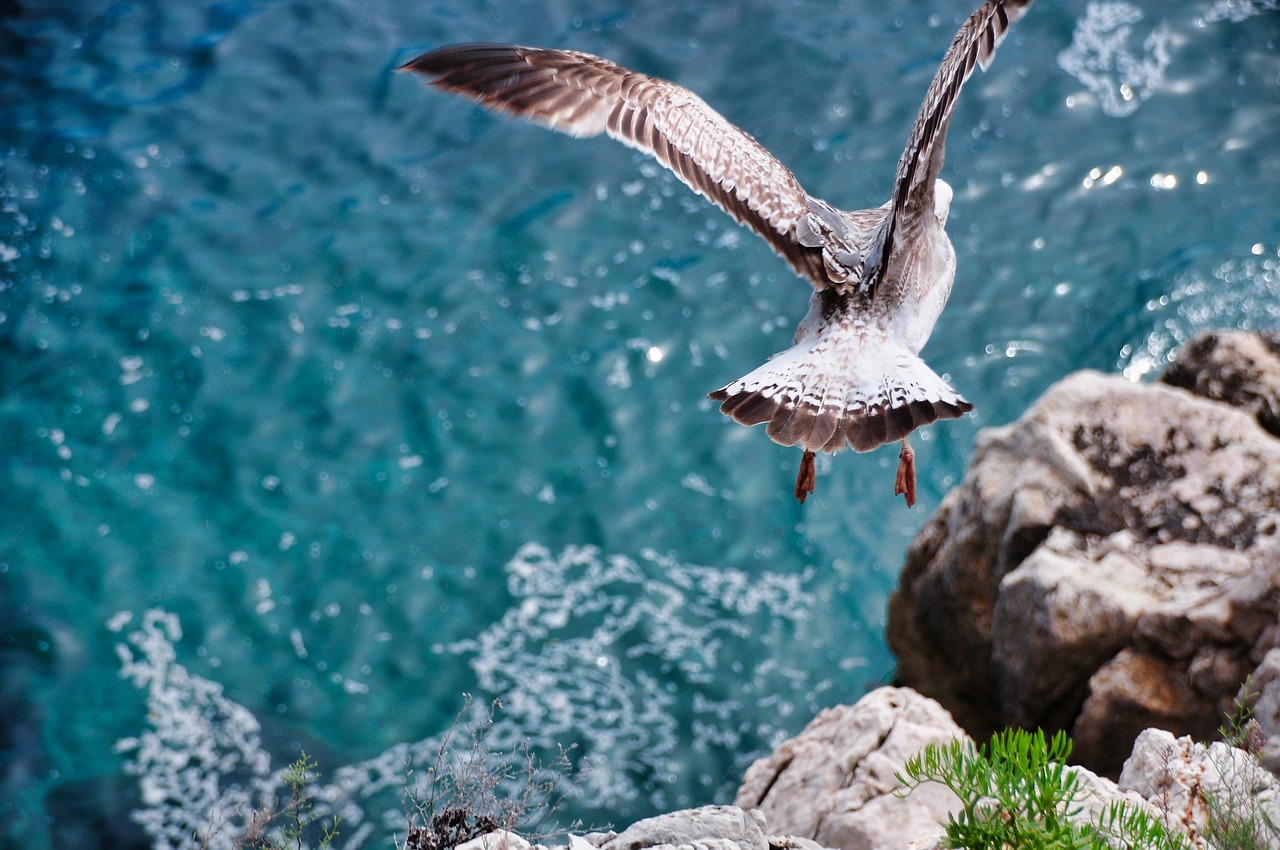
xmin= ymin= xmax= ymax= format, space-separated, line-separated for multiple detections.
xmin=887 ymin=330 xmax=1280 ymax=777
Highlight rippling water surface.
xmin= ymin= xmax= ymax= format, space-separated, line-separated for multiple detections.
xmin=2 ymin=1 xmax=1277 ymax=847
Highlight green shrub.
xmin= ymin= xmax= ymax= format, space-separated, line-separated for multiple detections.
xmin=897 ymin=728 xmax=1191 ymax=850
xmin=234 ymin=752 xmax=341 ymax=850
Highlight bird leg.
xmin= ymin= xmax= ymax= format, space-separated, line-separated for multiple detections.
xmin=794 ymin=450 xmax=816 ymax=503
xmin=894 ymin=438 xmax=917 ymax=508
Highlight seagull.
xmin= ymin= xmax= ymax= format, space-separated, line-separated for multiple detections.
xmin=400 ymin=0 xmax=1034 ymax=506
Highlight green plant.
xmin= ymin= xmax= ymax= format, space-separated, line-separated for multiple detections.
xmin=1091 ymin=800 xmax=1193 ymax=850
xmin=1218 ymin=675 xmax=1264 ymax=754
xmin=238 ymin=752 xmax=341 ymax=850
xmin=897 ymin=728 xmax=1192 ymax=850
xmin=1199 ymin=677 xmax=1279 ymax=850
xmin=1203 ymin=788 xmax=1278 ymax=850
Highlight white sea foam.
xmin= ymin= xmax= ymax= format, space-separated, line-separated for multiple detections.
xmin=1058 ymin=2 xmax=1175 ymax=117
xmin=114 ymin=610 xmax=275 ymax=850
xmin=1204 ymin=0 xmax=1280 ymax=22
xmin=115 ymin=544 xmax=819 ymax=848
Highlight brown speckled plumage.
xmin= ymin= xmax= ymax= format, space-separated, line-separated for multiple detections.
xmin=400 ymin=0 xmax=1034 ymax=504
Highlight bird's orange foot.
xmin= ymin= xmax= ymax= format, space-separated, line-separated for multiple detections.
xmin=794 ymin=450 xmax=816 ymax=503
xmin=894 ymin=439 xmax=917 ymax=508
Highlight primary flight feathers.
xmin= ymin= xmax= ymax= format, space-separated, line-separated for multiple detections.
xmin=400 ymin=43 xmax=825 ymax=285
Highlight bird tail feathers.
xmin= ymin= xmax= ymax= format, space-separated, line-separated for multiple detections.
xmin=708 ymin=338 xmax=972 ymax=453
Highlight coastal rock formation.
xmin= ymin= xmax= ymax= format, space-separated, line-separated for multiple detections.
xmin=704 ymin=686 xmax=1276 ymax=850
xmin=1119 ymin=728 xmax=1280 ymax=845
xmin=1249 ymin=649 xmax=1280 ymax=773
xmin=727 ymin=685 xmax=1217 ymax=850
xmin=451 ymin=832 xmax=536 ymax=850
xmin=454 ymin=807 xmax=776 ymax=850
xmin=453 ymin=700 xmax=1277 ymax=850
xmin=600 ymin=806 xmax=769 ymax=850
xmin=887 ymin=330 xmax=1280 ymax=777
xmin=1161 ymin=330 xmax=1280 ymax=437
xmin=733 ymin=687 xmax=967 ymax=850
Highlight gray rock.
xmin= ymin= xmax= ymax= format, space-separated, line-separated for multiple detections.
xmin=1072 ymin=649 xmax=1220 ymax=777
xmin=600 ymin=806 xmax=768 ymax=850
xmin=464 ymin=813 xmax=811 ymax=850
xmin=453 ymin=832 xmax=534 ymax=850
xmin=993 ymin=530 xmax=1158 ymax=733
xmin=1061 ymin=759 xmax=1158 ymax=834
xmin=1161 ymin=329 xmax=1280 ymax=437
xmin=1118 ymin=727 xmax=1280 ymax=847
xmin=895 ymin=838 xmax=943 ymax=850
xmin=1246 ymin=650 xmax=1280 ymax=774
xmin=888 ymin=335 xmax=1280 ymax=776
xmin=729 ymin=686 xmax=1185 ymax=850
xmin=734 ymin=687 xmax=965 ymax=850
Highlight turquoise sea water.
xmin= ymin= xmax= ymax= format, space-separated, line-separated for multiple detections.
xmin=1 ymin=1 xmax=1277 ymax=847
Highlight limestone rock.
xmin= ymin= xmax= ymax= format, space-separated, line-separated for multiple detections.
xmin=1060 ymin=759 xmax=1157 ymax=832
xmin=1246 ymin=649 xmax=1280 ymax=774
xmin=453 ymin=832 xmax=533 ymax=850
xmin=462 ymin=812 xmax=809 ymax=850
xmin=992 ymin=532 xmax=1159 ymax=735
xmin=888 ymin=330 xmax=1280 ymax=776
xmin=1118 ymin=728 xmax=1280 ymax=847
xmin=1072 ymin=649 xmax=1221 ymax=777
xmin=729 ymin=685 xmax=1181 ymax=849
xmin=1161 ymin=329 xmax=1280 ymax=437
xmin=734 ymin=687 xmax=966 ymax=850
xmin=598 ymin=806 xmax=768 ymax=850
xmin=896 ymin=838 xmax=943 ymax=850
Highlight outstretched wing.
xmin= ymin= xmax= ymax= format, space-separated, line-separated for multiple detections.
xmin=875 ymin=0 xmax=1034 ymax=290
xmin=399 ymin=44 xmax=831 ymax=287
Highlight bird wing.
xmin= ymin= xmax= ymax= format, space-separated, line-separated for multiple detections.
xmin=400 ymin=44 xmax=832 ymax=287
xmin=874 ymin=0 xmax=1034 ymax=293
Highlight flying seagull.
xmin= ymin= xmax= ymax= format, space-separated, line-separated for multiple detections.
xmin=400 ymin=0 xmax=1033 ymax=506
